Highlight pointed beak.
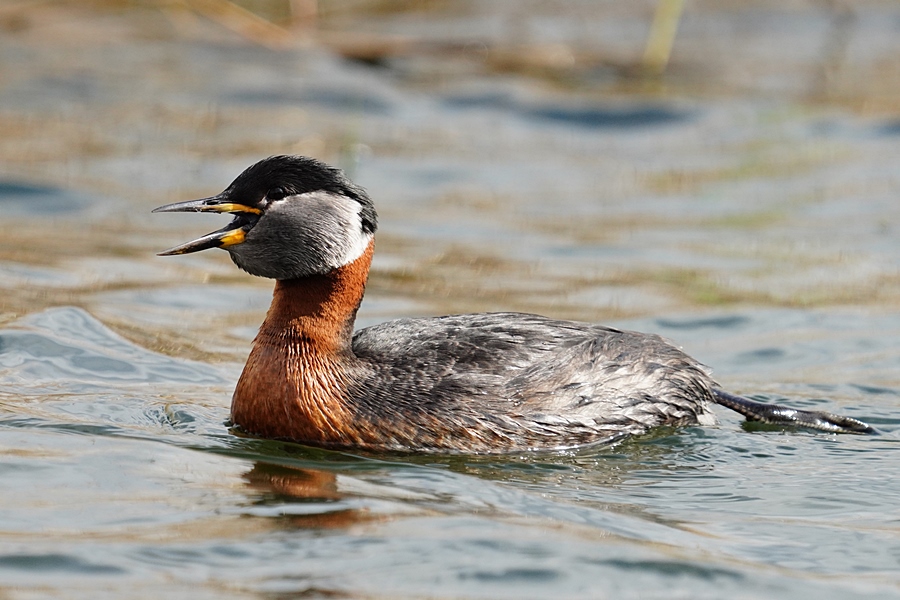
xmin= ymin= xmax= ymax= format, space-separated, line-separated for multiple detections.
xmin=153 ymin=194 xmax=262 ymax=256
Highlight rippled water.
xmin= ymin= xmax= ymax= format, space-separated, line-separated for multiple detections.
xmin=2 ymin=306 xmax=898 ymax=599
xmin=2 ymin=3 xmax=900 ymax=599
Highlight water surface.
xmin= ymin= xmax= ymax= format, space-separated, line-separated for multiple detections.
xmin=1 ymin=3 xmax=899 ymax=599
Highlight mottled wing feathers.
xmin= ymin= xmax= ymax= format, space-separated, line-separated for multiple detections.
xmin=349 ymin=313 xmax=717 ymax=451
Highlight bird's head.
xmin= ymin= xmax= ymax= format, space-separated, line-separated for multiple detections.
xmin=154 ymin=155 xmax=377 ymax=280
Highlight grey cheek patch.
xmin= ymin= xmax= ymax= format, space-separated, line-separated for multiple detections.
xmin=227 ymin=192 xmax=373 ymax=279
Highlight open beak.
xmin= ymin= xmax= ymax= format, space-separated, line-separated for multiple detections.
xmin=152 ymin=193 xmax=262 ymax=256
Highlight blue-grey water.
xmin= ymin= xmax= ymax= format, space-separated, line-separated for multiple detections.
xmin=1 ymin=3 xmax=899 ymax=599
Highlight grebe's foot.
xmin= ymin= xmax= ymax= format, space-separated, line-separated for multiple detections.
xmin=713 ymin=389 xmax=876 ymax=435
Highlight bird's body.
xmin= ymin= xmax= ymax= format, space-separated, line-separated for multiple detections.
xmin=231 ymin=242 xmax=716 ymax=452
xmin=154 ymin=155 xmax=873 ymax=453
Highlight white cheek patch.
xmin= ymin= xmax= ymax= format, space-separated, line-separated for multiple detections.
xmin=314 ymin=192 xmax=373 ymax=267
xmin=339 ymin=220 xmax=373 ymax=266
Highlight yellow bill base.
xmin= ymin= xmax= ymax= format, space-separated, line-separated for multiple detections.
xmin=218 ymin=228 xmax=246 ymax=247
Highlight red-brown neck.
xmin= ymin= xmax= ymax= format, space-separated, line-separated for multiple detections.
xmin=259 ymin=239 xmax=374 ymax=354
xmin=230 ymin=239 xmax=374 ymax=444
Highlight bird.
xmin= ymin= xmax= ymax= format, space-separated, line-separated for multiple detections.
xmin=153 ymin=155 xmax=874 ymax=453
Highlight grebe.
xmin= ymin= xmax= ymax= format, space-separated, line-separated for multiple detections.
xmin=154 ymin=155 xmax=874 ymax=453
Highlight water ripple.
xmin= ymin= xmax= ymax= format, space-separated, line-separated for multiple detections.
xmin=0 ymin=307 xmax=227 ymax=386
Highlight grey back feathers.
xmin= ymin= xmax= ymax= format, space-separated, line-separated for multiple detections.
xmin=349 ymin=312 xmax=718 ymax=451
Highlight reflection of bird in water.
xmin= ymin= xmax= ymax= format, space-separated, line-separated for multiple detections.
xmin=244 ymin=463 xmax=341 ymax=502
xmin=154 ymin=155 xmax=874 ymax=453
xmin=243 ymin=463 xmax=376 ymax=530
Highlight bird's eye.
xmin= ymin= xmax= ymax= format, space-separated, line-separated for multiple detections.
xmin=267 ymin=187 xmax=286 ymax=200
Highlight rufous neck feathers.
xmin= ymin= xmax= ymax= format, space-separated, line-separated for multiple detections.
xmin=258 ymin=238 xmax=374 ymax=354
xmin=229 ymin=239 xmax=374 ymax=444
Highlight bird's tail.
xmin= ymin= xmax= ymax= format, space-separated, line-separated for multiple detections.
xmin=712 ymin=389 xmax=876 ymax=434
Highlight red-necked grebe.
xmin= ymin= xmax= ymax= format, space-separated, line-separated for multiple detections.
xmin=154 ymin=155 xmax=874 ymax=453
